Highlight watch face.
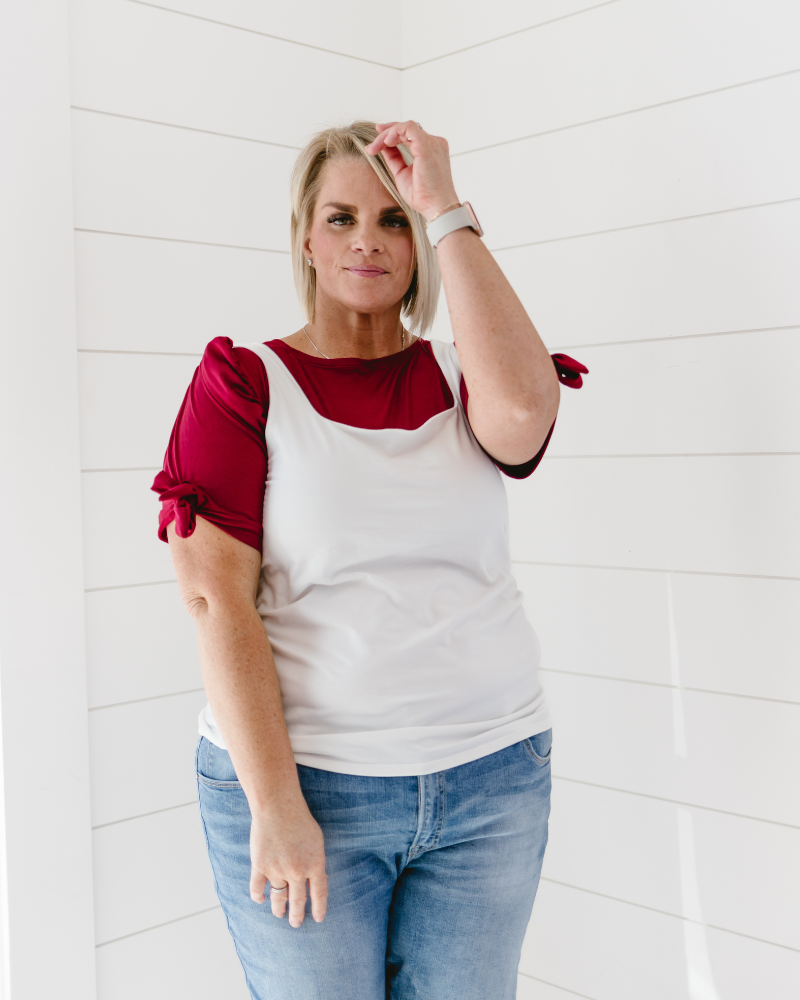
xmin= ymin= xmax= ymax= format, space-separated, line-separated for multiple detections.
xmin=463 ymin=201 xmax=484 ymax=238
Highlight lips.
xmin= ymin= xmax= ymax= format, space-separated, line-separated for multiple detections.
xmin=346 ymin=266 xmax=387 ymax=276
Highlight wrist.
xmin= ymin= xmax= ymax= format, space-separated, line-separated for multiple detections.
xmin=422 ymin=196 xmax=460 ymax=223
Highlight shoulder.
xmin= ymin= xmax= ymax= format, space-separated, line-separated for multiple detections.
xmin=197 ymin=336 xmax=269 ymax=409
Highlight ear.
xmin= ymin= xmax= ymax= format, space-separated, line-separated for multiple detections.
xmin=303 ymin=232 xmax=313 ymax=260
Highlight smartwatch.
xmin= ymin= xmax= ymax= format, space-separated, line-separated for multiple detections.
xmin=426 ymin=202 xmax=484 ymax=248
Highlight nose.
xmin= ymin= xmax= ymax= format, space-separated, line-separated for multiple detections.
xmin=350 ymin=220 xmax=384 ymax=255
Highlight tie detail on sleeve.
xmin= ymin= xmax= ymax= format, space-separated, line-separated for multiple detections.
xmin=152 ymin=474 xmax=210 ymax=541
xmin=551 ymin=353 xmax=589 ymax=389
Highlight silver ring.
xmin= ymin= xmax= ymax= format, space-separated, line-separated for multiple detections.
xmin=415 ymin=121 xmax=422 ymax=128
xmin=269 ymin=883 xmax=289 ymax=894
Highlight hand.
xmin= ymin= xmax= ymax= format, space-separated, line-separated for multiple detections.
xmin=249 ymin=797 xmax=327 ymax=927
xmin=365 ymin=121 xmax=460 ymax=222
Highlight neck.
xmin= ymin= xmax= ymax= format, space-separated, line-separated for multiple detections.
xmin=305 ymin=296 xmax=408 ymax=359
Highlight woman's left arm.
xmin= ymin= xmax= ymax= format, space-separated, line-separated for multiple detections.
xmin=368 ymin=121 xmax=560 ymax=466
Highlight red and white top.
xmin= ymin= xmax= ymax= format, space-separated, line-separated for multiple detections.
xmin=154 ymin=337 xmax=586 ymax=776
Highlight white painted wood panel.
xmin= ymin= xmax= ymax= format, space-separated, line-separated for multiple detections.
xmin=451 ymin=74 xmax=800 ymax=249
xmin=522 ymin=879 xmax=687 ymax=1000
xmin=89 ymin=690 xmax=205 ymax=827
xmin=522 ymin=879 xmax=800 ymax=1000
xmin=402 ymin=0 xmax=602 ymax=68
xmin=134 ymin=0 xmax=401 ymax=67
xmin=671 ymin=573 xmax=800 ymax=703
xmin=71 ymin=110 xmax=296 ymax=249
xmin=96 ymin=907 xmax=248 ymax=1000
xmin=70 ymin=0 xmax=401 ymax=147
xmin=81 ymin=470 xmax=174 ymax=590
xmin=500 ymin=202 xmax=800 ymax=349
xmin=514 ymin=563 xmax=672 ymax=686
xmin=516 ymin=975 xmax=580 ymax=1000
xmin=93 ymin=805 xmax=216 ymax=945
xmin=545 ymin=672 xmax=800 ymax=826
xmin=545 ymin=779 xmax=800 ymax=950
xmin=546 ymin=329 xmax=800 ymax=457
xmin=85 ymin=583 xmax=201 ymax=709
xmin=506 ymin=455 xmax=800 ymax=578
xmin=75 ymin=230 xmax=301 ymax=354
xmin=403 ymin=0 xmax=800 ymax=155
xmin=79 ymin=352 xmax=198 ymax=469
xmin=515 ymin=564 xmax=800 ymax=703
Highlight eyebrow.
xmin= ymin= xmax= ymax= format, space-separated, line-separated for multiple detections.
xmin=321 ymin=202 xmax=407 ymax=217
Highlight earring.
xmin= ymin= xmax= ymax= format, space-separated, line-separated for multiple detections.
xmin=307 ymin=258 xmax=313 ymax=266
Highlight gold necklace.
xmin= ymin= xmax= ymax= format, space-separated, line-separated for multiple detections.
xmin=302 ymin=325 xmax=406 ymax=359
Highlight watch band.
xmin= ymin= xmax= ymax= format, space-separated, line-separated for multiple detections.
xmin=426 ymin=204 xmax=482 ymax=247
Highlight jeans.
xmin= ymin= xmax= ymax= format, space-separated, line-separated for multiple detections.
xmin=196 ymin=730 xmax=552 ymax=1000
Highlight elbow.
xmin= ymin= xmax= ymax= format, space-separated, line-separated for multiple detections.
xmin=182 ymin=590 xmax=210 ymax=621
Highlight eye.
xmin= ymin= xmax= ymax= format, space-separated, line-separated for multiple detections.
xmin=327 ymin=213 xmax=354 ymax=226
xmin=383 ymin=216 xmax=409 ymax=229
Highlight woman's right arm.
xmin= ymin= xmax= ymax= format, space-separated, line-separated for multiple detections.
xmin=168 ymin=514 xmax=327 ymax=927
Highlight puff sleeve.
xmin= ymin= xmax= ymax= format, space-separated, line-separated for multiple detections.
xmin=151 ymin=337 xmax=269 ymax=552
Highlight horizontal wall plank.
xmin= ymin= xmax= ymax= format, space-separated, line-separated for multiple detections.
xmin=522 ymin=879 xmax=800 ymax=1000
xmin=75 ymin=230 xmax=301 ymax=354
xmin=93 ymin=804 xmax=215 ymax=945
xmin=86 ymin=583 xmax=201 ymax=709
xmin=546 ymin=672 xmax=800 ymax=827
xmin=89 ymin=690 xmax=205 ymax=827
xmin=403 ymin=0 xmax=800 ymax=155
xmin=544 ymin=779 xmax=800 ymax=950
xmin=516 ymin=563 xmax=672 ymax=686
xmin=516 ymin=975 xmax=582 ymax=1000
xmin=79 ymin=352 xmax=198 ymax=469
xmin=81 ymin=470 xmax=173 ymax=590
xmin=402 ymin=0 xmax=600 ymax=68
xmin=451 ymin=73 xmax=800 ymax=249
xmin=71 ymin=110 xmax=296 ymax=250
xmin=670 ymin=573 xmax=800 ymax=703
xmin=546 ymin=329 xmax=800 ymax=457
xmin=506 ymin=455 xmax=800 ymax=579
xmin=514 ymin=564 xmax=800 ymax=704
xmin=70 ymin=0 xmax=401 ymax=147
xmin=130 ymin=0 xmax=401 ymax=67
xmin=96 ymin=906 xmax=248 ymax=1000
xmin=500 ymin=201 xmax=800 ymax=349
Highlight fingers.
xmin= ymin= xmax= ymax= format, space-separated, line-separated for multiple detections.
xmin=269 ymin=880 xmax=289 ymax=919
xmin=287 ymin=878 xmax=307 ymax=928
xmin=250 ymin=867 xmax=267 ymax=904
xmin=367 ymin=120 xmax=424 ymax=155
xmin=308 ymin=872 xmax=328 ymax=923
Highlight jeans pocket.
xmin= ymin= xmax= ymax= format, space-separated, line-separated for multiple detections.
xmin=523 ymin=728 xmax=552 ymax=766
xmin=196 ymin=735 xmax=242 ymax=789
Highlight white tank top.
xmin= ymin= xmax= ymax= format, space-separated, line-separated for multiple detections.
xmin=198 ymin=340 xmax=550 ymax=775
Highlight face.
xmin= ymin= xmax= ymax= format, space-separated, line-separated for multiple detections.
xmin=304 ymin=158 xmax=415 ymax=318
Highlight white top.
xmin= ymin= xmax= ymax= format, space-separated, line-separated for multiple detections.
xmin=198 ymin=339 xmax=550 ymax=775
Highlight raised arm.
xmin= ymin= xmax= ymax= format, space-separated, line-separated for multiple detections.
xmin=168 ymin=515 xmax=326 ymax=927
xmin=367 ymin=121 xmax=560 ymax=465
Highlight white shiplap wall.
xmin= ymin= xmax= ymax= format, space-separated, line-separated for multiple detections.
xmin=66 ymin=0 xmax=799 ymax=997
xmin=402 ymin=1 xmax=800 ymax=998
xmin=69 ymin=1 xmax=401 ymax=996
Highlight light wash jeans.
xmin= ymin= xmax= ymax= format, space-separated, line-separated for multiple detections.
xmin=196 ymin=730 xmax=552 ymax=1000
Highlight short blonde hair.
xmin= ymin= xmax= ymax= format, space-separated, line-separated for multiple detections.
xmin=290 ymin=121 xmax=440 ymax=336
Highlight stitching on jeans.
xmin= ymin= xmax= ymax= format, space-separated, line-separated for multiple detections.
xmin=431 ymin=772 xmax=445 ymax=849
xmin=195 ymin=738 xmax=258 ymax=999
xmin=407 ymin=776 xmax=426 ymax=858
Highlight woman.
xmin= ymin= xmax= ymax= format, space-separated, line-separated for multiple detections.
xmin=153 ymin=120 xmax=587 ymax=999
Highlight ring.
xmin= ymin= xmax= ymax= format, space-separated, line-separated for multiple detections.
xmin=415 ymin=121 xmax=422 ymax=128
xmin=269 ymin=883 xmax=289 ymax=894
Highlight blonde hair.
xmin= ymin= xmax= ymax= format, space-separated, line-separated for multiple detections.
xmin=290 ymin=121 xmax=440 ymax=336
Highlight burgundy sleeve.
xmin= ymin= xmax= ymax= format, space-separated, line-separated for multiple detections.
xmin=151 ymin=337 xmax=269 ymax=552
xmin=458 ymin=353 xmax=588 ymax=480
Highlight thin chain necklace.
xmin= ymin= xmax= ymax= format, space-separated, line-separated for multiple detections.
xmin=303 ymin=324 xmax=405 ymax=360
